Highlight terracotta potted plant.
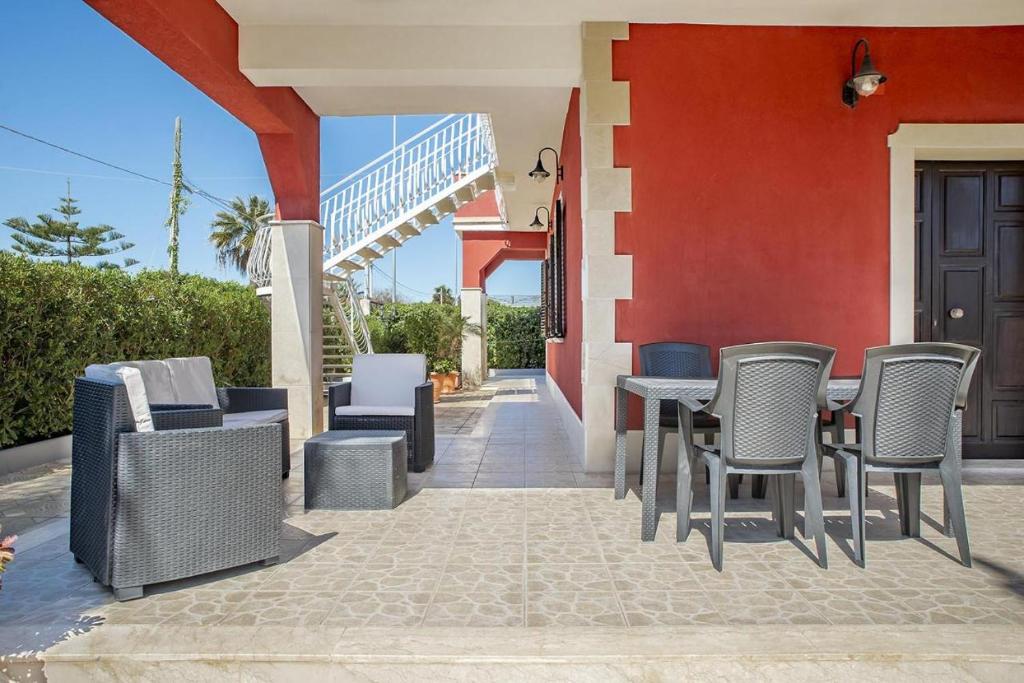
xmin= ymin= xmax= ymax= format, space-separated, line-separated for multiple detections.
xmin=428 ymin=367 xmax=444 ymax=403
xmin=432 ymin=358 xmax=460 ymax=396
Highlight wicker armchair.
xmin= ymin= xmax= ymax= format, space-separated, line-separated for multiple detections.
xmin=329 ymin=354 xmax=435 ymax=473
xmin=70 ymin=377 xmax=282 ymax=601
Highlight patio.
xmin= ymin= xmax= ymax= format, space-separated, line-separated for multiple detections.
xmin=3 ymin=372 xmax=1024 ymax=679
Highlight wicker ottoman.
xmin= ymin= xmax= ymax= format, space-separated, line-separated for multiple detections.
xmin=304 ymin=431 xmax=408 ymax=510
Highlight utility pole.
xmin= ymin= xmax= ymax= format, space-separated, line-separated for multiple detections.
xmin=165 ymin=117 xmax=188 ymax=275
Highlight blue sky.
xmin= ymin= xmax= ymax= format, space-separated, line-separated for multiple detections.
xmin=0 ymin=0 xmax=539 ymax=300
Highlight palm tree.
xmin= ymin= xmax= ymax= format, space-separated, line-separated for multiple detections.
xmin=208 ymin=195 xmax=271 ymax=274
xmin=432 ymin=284 xmax=455 ymax=305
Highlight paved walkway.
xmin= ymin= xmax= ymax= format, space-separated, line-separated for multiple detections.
xmin=2 ymin=374 xmax=1024 ymax=679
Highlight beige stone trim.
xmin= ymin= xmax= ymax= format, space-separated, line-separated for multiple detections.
xmin=888 ymin=124 xmax=1024 ymax=343
xmin=270 ymin=220 xmax=325 ymax=439
xmin=580 ymin=22 xmax=632 ymax=472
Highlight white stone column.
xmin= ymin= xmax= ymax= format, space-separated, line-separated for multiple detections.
xmin=270 ymin=219 xmax=324 ymax=439
xmin=461 ymin=287 xmax=487 ymax=388
xmin=580 ymin=22 xmax=633 ymax=473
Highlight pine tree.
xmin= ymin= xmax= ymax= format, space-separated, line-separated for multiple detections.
xmin=2 ymin=180 xmax=138 ymax=268
xmin=165 ymin=116 xmax=190 ymax=275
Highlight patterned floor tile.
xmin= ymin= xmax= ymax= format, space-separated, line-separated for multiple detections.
xmin=423 ymin=590 xmax=524 ymax=626
xmin=322 ymin=591 xmax=432 ymax=627
xmin=526 ymin=591 xmax=625 ymax=627
xmin=617 ymin=590 xmax=725 ymax=626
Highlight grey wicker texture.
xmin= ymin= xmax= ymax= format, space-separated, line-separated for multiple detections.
xmin=683 ymin=343 xmax=835 ymax=570
xmin=151 ymin=406 xmax=223 ymax=431
xmin=304 ymin=431 xmax=408 ymax=510
xmin=70 ymin=378 xmax=133 ymax=586
xmin=732 ymin=358 xmax=819 ymax=464
xmin=217 ymin=386 xmax=291 ymax=477
xmin=70 ymin=377 xmax=282 ymax=599
xmin=639 ymin=342 xmax=713 ymax=378
xmin=114 ymin=424 xmax=282 ymax=589
xmin=822 ymin=343 xmax=980 ymax=567
xmin=874 ymin=358 xmax=960 ymax=462
xmin=328 ymin=381 xmax=435 ymax=473
xmin=612 ymin=375 xmax=860 ymax=536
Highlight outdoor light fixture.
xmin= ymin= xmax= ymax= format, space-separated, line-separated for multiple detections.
xmin=842 ymin=38 xmax=887 ymax=108
xmin=530 ymin=206 xmax=551 ymax=229
xmin=529 ymin=147 xmax=563 ymax=183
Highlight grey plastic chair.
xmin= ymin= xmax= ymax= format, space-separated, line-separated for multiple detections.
xmin=676 ymin=342 xmax=836 ymax=571
xmin=638 ymin=343 xmax=719 ymax=484
xmin=823 ymin=343 xmax=980 ymax=567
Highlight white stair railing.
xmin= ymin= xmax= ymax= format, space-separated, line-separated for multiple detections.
xmin=247 ymin=113 xmax=497 ymax=290
xmin=325 ymin=277 xmax=373 ymax=356
xmin=321 ymin=112 xmax=497 ymax=270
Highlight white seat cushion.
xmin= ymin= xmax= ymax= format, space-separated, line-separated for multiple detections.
xmin=222 ymin=409 xmax=288 ymax=426
xmin=85 ymin=364 xmax=154 ymax=432
xmin=113 ymin=360 xmax=176 ymax=404
xmin=335 ymin=405 xmax=416 ymax=417
xmin=164 ymin=356 xmax=219 ymax=407
xmin=350 ymin=354 xmax=426 ymax=409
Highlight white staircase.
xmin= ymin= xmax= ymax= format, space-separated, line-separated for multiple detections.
xmin=246 ymin=113 xmax=502 ymax=373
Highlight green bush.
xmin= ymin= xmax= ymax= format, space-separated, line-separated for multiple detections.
xmin=368 ymin=302 xmax=471 ymax=373
xmin=487 ymin=301 xmax=544 ymax=369
xmin=0 ymin=253 xmax=271 ymax=448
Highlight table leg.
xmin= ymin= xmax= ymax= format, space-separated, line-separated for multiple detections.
xmin=640 ymin=396 xmax=660 ymax=542
xmin=614 ymin=386 xmax=628 ymax=500
xmin=833 ymin=408 xmax=847 ymax=498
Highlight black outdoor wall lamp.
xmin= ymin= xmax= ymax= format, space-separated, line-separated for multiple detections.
xmin=529 ymin=147 xmax=563 ymax=183
xmin=530 ymin=206 xmax=551 ymax=229
xmin=842 ymin=38 xmax=887 ymax=108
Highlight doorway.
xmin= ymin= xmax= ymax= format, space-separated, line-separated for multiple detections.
xmin=915 ymin=161 xmax=1024 ymax=458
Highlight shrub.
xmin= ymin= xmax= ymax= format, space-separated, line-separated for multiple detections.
xmin=367 ymin=302 xmax=472 ymax=373
xmin=486 ymin=301 xmax=544 ymax=369
xmin=0 ymin=253 xmax=271 ymax=448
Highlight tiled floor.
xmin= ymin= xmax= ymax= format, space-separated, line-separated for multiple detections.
xmin=3 ymin=372 xmax=1024 ymax=664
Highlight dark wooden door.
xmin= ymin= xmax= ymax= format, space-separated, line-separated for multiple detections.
xmin=916 ymin=161 xmax=1024 ymax=458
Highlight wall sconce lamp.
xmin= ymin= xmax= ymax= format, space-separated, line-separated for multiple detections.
xmin=528 ymin=147 xmax=563 ymax=183
xmin=842 ymin=38 xmax=887 ymax=108
xmin=530 ymin=206 xmax=551 ymax=229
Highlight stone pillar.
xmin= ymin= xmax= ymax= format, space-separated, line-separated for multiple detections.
xmin=461 ymin=288 xmax=487 ymax=388
xmin=270 ymin=219 xmax=324 ymax=439
xmin=580 ymin=22 xmax=633 ymax=473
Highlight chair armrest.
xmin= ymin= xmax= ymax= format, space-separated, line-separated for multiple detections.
xmin=328 ymin=381 xmax=353 ymax=414
xmin=217 ymin=387 xmax=288 ymax=414
xmin=114 ymin=423 xmax=282 ymax=581
xmin=150 ymin=403 xmax=213 ymax=411
xmin=414 ymin=382 xmax=435 ymax=465
xmin=151 ymin=407 xmax=223 ymax=431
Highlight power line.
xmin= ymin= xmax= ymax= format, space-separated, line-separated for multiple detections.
xmin=0 ymin=165 xmax=153 ymax=182
xmin=1 ymin=122 xmax=246 ymax=212
xmin=370 ymin=262 xmax=435 ymax=298
xmin=0 ymin=123 xmax=170 ymax=186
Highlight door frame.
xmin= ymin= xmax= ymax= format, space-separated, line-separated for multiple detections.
xmin=888 ymin=124 xmax=1024 ymax=342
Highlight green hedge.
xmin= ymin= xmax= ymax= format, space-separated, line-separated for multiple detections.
xmin=486 ymin=301 xmax=544 ymax=369
xmin=367 ymin=302 xmax=466 ymax=373
xmin=0 ymin=253 xmax=271 ymax=448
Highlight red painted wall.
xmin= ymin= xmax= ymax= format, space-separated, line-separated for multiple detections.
xmin=613 ymin=25 xmax=1024 ymax=379
xmin=461 ymin=231 xmax=547 ymax=291
xmin=546 ymin=89 xmax=583 ymax=417
xmin=454 ymin=190 xmax=501 ymax=219
xmin=85 ymin=0 xmax=320 ymax=220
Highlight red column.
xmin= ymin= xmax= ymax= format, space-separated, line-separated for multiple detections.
xmin=85 ymin=0 xmax=320 ymax=220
